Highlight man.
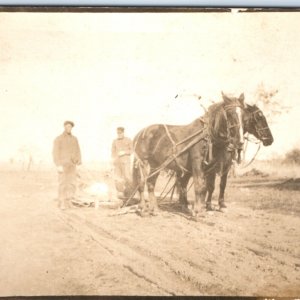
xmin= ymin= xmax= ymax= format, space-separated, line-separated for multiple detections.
xmin=52 ymin=121 xmax=81 ymax=210
xmin=111 ymin=127 xmax=133 ymax=196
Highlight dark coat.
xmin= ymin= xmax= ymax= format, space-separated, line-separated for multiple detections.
xmin=52 ymin=132 xmax=81 ymax=166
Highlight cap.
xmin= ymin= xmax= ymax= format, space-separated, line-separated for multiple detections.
xmin=64 ymin=120 xmax=74 ymax=127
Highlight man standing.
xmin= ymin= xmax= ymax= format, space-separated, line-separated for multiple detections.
xmin=52 ymin=121 xmax=81 ymax=210
xmin=111 ymin=127 xmax=133 ymax=196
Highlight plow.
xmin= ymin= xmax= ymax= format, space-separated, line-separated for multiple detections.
xmin=70 ymin=96 xmax=271 ymax=216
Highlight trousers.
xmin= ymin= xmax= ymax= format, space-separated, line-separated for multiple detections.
xmin=114 ymin=157 xmax=131 ymax=192
xmin=58 ymin=164 xmax=77 ymax=201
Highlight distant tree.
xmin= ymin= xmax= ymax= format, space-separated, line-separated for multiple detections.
xmin=254 ymin=82 xmax=290 ymax=123
xmin=17 ymin=146 xmax=33 ymax=171
xmin=284 ymin=148 xmax=300 ymax=165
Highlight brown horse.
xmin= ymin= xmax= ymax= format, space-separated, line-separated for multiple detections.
xmin=204 ymin=103 xmax=274 ymax=211
xmin=132 ymin=93 xmax=245 ymax=217
xmin=176 ymin=102 xmax=274 ymax=212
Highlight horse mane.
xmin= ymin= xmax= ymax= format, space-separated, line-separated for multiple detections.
xmin=207 ymin=102 xmax=224 ymax=116
xmin=205 ymin=101 xmax=228 ymax=144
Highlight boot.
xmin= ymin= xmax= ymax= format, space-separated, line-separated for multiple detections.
xmin=58 ymin=199 xmax=66 ymax=210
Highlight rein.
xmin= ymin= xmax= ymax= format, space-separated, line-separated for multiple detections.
xmin=163 ymin=124 xmax=190 ymax=175
xmin=239 ymin=109 xmax=265 ymax=169
xmin=123 ymin=102 xmax=245 ymax=207
xmin=239 ymin=141 xmax=261 ymax=169
xmin=164 ymin=119 xmax=207 ymax=148
xmin=146 ymin=103 xmax=243 ymax=178
xmin=122 ymin=125 xmax=209 ymax=207
xmin=137 ymin=127 xmax=209 ymax=183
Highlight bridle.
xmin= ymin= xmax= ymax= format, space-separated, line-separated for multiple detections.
xmin=221 ymin=103 xmax=244 ymax=146
xmin=246 ymin=109 xmax=271 ymax=141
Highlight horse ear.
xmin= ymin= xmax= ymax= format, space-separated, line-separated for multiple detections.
xmin=221 ymin=91 xmax=231 ymax=104
xmin=238 ymin=93 xmax=246 ymax=107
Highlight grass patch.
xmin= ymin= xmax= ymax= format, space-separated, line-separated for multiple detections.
xmin=229 ymin=184 xmax=300 ymax=216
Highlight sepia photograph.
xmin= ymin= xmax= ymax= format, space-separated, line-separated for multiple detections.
xmin=0 ymin=8 xmax=299 ymax=297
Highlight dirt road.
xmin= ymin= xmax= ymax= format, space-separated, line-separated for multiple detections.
xmin=0 ymin=170 xmax=299 ymax=296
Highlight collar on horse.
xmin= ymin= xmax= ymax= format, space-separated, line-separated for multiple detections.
xmin=204 ymin=102 xmax=244 ymax=165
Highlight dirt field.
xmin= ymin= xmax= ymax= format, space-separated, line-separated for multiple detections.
xmin=0 ymin=168 xmax=299 ymax=296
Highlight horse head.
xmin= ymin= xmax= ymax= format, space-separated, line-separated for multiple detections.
xmin=243 ymin=104 xmax=274 ymax=146
xmin=218 ymin=92 xmax=246 ymax=150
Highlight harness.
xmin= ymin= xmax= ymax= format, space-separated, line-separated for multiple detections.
xmin=251 ymin=109 xmax=270 ymax=140
xmin=239 ymin=109 xmax=270 ymax=169
xmin=135 ymin=102 xmax=242 ymax=177
xmin=122 ymin=102 xmax=244 ymax=208
xmin=243 ymin=109 xmax=269 ymax=138
xmin=163 ymin=124 xmax=193 ymax=176
xmin=240 ymin=134 xmax=261 ymax=169
xmin=222 ymin=104 xmax=243 ymax=140
xmin=205 ymin=104 xmax=243 ymax=165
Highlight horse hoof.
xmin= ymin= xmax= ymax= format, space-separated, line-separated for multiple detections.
xmin=150 ymin=210 xmax=159 ymax=216
xmin=181 ymin=205 xmax=190 ymax=214
xmin=196 ymin=212 xmax=206 ymax=218
xmin=219 ymin=203 xmax=227 ymax=209
xmin=218 ymin=207 xmax=227 ymax=213
xmin=137 ymin=210 xmax=148 ymax=217
xmin=206 ymin=205 xmax=214 ymax=211
xmin=191 ymin=213 xmax=205 ymax=221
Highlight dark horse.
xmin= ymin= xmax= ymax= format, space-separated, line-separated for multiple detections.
xmin=176 ymin=102 xmax=274 ymax=212
xmin=131 ymin=93 xmax=245 ymax=217
xmin=203 ymin=102 xmax=274 ymax=211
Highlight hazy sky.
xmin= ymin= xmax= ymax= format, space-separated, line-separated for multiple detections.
xmin=1 ymin=12 xmax=300 ymax=163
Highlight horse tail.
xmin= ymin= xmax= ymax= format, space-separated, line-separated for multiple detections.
xmin=129 ymin=124 xmax=160 ymax=195
xmin=128 ymin=130 xmax=145 ymax=196
xmin=131 ymin=156 xmax=141 ymax=191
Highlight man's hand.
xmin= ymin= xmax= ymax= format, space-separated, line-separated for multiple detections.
xmin=118 ymin=151 xmax=126 ymax=157
xmin=57 ymin=166 xmax=63 ymax=173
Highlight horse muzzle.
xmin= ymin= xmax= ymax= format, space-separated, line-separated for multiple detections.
xmin=262 ymin=137 xmax=274 ymax=146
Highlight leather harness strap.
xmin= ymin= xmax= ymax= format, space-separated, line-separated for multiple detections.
xmin=163 ymin=124 xmax=190 ymax=176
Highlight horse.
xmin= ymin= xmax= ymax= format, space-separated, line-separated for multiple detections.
xmin=176 ymin=102 xmax=274 ymax=212
xmin=131 ymin=92 xmax=245 ymax=217
xmin=204 ymin=102 xmax=274 ymax=211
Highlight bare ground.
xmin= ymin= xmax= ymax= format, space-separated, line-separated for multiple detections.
xmin=0 ymin=170 xmax=299 ymax=296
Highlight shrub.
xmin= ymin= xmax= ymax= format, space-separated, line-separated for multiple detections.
xmin=284 ymin=148 xmax=300 ymax=165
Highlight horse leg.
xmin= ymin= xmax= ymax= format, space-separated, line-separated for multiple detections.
xmin=147 ymin=172 xmax=160 ymax=216
xmin=138 ymin=184 xmax=147 ymax=216
xmin=192 ymin=165 xmax=206 ymax=217
xmin=218 ymin=171 xmax=228 ymax=210
xmin=177 ymin=173 xmax=191 ymax=210
xmin=133 ymin=162 xmax=148 ymax=216
xmin=205 ymin=172 xmax=216 ymax=211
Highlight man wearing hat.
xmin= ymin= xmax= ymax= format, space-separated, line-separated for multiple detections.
xmin=52 ymin=121 xmax=81 ymax=210
xmin=111 ymin=127 xmax=133 ymax=196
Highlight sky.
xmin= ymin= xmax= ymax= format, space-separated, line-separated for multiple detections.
xmin=0 ymin=11 xmax=300 ymax=164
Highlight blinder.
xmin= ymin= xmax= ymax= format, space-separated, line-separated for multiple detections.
xmin=249 ymin=109 xmax=271 ymax=140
